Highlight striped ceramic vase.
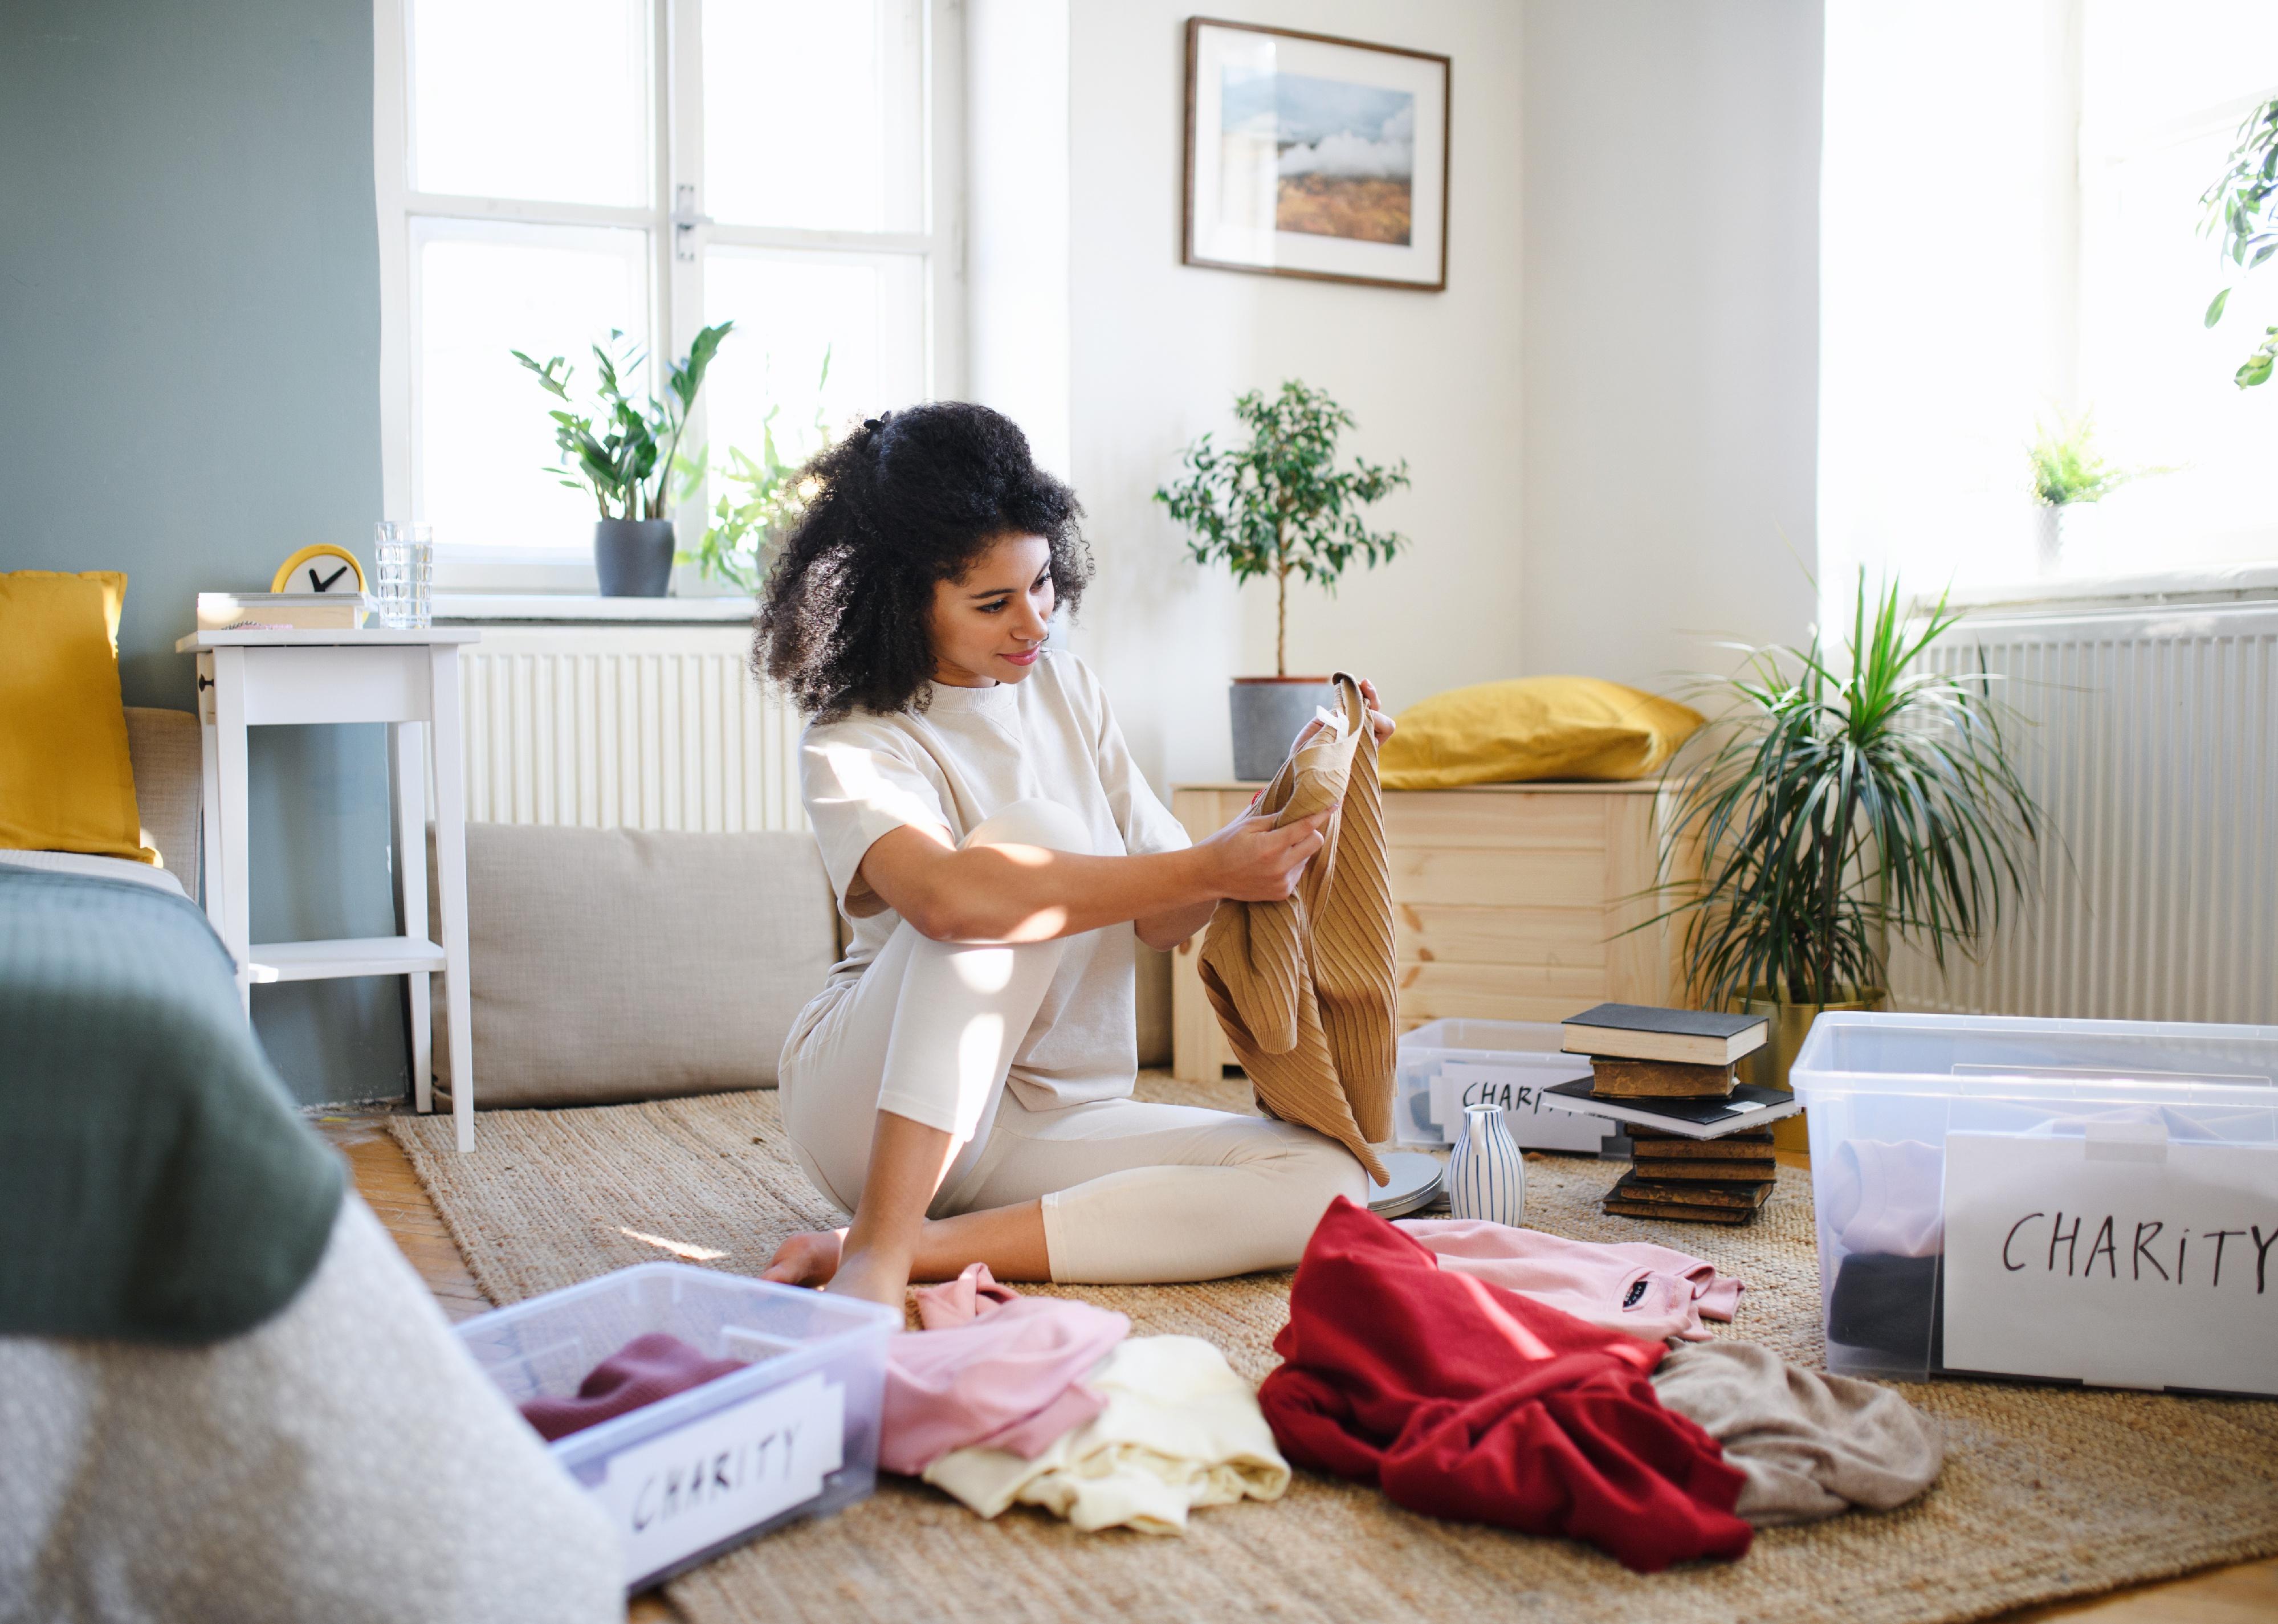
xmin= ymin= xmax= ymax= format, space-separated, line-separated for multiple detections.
xmin=1447 ymin=1102 xmax=1526 ymax=1227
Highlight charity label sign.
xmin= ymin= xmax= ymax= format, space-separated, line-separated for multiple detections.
xmin=594 ymin=1371 xmax=843 ymax=1585
xmin=1941 ymin=1132 xmax=2278 ymax=1396
xmin=1432 ymin=1060 xmax=1603 ymax=1152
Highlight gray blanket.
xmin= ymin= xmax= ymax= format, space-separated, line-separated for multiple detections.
xmin=0 ymin=868 xmax=341 ymax=1341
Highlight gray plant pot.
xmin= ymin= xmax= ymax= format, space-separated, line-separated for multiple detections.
xmin=1229 ymin=676 xmax=1335 ymax=781
xmin=594 ymin=518 xmax=675 ymax=597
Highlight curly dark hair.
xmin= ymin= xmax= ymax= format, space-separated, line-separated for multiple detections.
xmin=755 ymin=402 xmax=1093 ymax=720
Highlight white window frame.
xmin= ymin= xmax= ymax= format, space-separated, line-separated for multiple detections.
xmin=373 ymin=0 xmax=965 ymax=593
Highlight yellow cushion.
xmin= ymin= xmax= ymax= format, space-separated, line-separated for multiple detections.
xmin=0 ymin=571 xmax=154 ymax=862
xmin=1378 ymin=676 xmax=1705 ymax=789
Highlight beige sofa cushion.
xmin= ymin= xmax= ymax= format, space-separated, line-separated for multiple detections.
xmin=123 ymin=707 xmax=202 ymax=896
xmin=433 ymin=823 xmax=837 ymax=1108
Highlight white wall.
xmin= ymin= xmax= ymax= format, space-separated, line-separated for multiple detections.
xmin=1518 ymin=1 xmax=1823 ymax=689
xmin=1058 ymin=1 xmax=1527 ymax=787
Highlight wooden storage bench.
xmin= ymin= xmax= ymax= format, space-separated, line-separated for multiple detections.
xmin=1169 ymin=781 xmax=1690 ymax=1083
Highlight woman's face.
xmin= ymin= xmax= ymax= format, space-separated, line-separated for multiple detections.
xmin=927 ymin=532 xmax=1056 ymax=688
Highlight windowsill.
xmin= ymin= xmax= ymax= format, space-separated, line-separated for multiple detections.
xmin=1943 ymin=561 xmax=2278 ymax=617
xmin=432 ymin=593 xmax=755 ymax=623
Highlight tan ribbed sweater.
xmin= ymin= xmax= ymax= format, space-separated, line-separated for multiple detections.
xmin=1199 ymin=672 xmax=1398 ymax=1184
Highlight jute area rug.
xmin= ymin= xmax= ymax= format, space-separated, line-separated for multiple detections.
xmin=393 ymin=1076 xmax=2278 ymax=1624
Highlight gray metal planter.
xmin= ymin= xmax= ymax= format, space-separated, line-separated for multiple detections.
xmin=1229 ymin=677 xmax=1335 ymax=781
xmin=594 ymin=519 xmax=675 ymax=597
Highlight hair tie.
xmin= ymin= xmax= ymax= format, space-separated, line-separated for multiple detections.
xmin=863 ymin=415 xmax=887 ymax=432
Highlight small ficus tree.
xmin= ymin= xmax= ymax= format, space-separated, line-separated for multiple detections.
xmin=2202 ymin=96 xmax=2278 ymax=389
xmin=1155 ymin=380 xmax=1411 ymax=676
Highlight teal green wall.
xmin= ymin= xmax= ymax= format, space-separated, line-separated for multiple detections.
xmin=2 ymin=0 xmax=410 ymax=1105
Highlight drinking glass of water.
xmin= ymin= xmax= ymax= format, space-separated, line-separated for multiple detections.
xmin=373 ymin=521 xmax=434 ymax=629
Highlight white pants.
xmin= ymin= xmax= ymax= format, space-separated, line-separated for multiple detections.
xmin=777 ymin=799 xmax=1366 ymax=1283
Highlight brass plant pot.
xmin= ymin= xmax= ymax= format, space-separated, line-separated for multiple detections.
xmin=1733 ymin=987 xmax=1888 ymax=1158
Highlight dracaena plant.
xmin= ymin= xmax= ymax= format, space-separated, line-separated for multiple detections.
xmin=1652 ymin=574 xmax=2045 ymax=1009
xmin=2202 ymin=96 xmax=2278 ymax=390
xmin=1154 ymin=380 xmax=1411 ymax=677
xmin=513 ymin=322 xmax=732 ymax=520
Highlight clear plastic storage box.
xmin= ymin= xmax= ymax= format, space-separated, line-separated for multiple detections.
xmin=1396 ymin=1018 xmax=1603 ymax=1152
xmin=456 ymin=1263 xmax=897 ymax=1590
xmin=1790 ymin=1012 xmax=2278 ymax=1395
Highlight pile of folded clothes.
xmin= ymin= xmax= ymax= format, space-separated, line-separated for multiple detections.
xmin=1260 ymin=1197 xmax=1945 ymax=1570
xmin=521 ymin=1202 xmax=1945 ymax=1564
xmin=883 ymin=1263 xmax=1290 ymax=1535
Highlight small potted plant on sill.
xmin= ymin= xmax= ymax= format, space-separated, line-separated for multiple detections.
xmin=671 ymin=360 xmax=833 ymax=594
xmin=1649 ymin=574 xmax=2045 ymax=1141
xmin=1155 ymin=380 xmax=1411 ymax=780
xmin=2027 ymin=410 xmax=2159 ymax=574
xmin=513 ymin=322 xmax=732 ymax=596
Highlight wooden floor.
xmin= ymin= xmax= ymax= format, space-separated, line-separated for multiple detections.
xmin=312 ymin=1105 xmax=2276 ymax=1624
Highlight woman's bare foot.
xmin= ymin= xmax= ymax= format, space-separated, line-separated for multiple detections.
xmin=761 ymin=1227 xmax=845 ymax=1287
xmin=825 ymin=1244 xmax=913 ymax=1307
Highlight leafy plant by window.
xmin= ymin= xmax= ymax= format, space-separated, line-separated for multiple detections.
xmin=1154 ymin=380 xmax=1411 ymax=677
xmin=2028 ymin=411 xmax=2141 ymax=506
xmin=672 ymin=359 xmax=835 ymax=594
xmin=512 ymin=322 xmax=733 ymax=520
xmin=1651 ymin=574 xmax=2044 ymax=1009
xmin=2201 ymin=96 xmax=2278 ymax=389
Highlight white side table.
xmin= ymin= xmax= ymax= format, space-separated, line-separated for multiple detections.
xmin=177 ymin=628 xmax=482 ymax=1152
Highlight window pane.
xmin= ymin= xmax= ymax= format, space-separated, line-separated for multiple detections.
xmin=410 ymin=0 xmax=650 ymax=206
xmin=703 ymin=0 xmax=924 ymax=231
xmin=2079 ymin=1 xmax=2278 ymax=569
xmin=700 ymin=249 xmax=926 ymax=485
xmin=416 ymin=225 xmax=650 ymax=550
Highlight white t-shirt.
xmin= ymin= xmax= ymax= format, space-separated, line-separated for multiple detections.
xmin=797 ymin=650 xmax=1192 ymax=1110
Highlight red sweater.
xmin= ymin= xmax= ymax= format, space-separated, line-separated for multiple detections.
xmin=1258 ymin=1197 xmax=1751 ymax=1571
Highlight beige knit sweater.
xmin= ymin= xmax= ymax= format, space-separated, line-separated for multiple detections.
xmin=1199 ymin=673 xmax=1398 ymax=1185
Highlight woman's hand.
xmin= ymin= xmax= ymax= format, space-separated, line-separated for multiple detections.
xmin=1292 ymin=676 xmax=1397 ymax=753
xmin=1198 ymin=809 xmax=1332 ymax=901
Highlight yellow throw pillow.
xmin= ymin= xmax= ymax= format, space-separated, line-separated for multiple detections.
xmin=1378 ymin=676 xmax=1705 ymax=789
xmin=0 ymin=570 xmax=154 ymax=862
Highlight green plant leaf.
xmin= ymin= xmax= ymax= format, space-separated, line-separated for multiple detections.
xmin=2206 ymin=287 xmax=2232 ymax=326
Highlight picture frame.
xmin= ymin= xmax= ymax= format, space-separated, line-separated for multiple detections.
xmin=1182 ymin=17 xmax=1451 ymax=292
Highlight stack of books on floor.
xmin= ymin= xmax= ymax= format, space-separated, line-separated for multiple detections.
xmin=1604 ymin=1126 xmax=1779 ymax=1225
xmin=1551 ymin=1003 xmax=1781 ymax=1227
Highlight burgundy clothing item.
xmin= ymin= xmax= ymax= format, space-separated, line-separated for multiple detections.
xmin=520 ymin=1333 xmax=747 ymax=1443
xmin=1258 ymin=1198 xmax=1751 ymax=1572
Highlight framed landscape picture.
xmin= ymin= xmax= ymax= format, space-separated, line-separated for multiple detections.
xmin=1183 ymin=18 xmax=1450 ymax=291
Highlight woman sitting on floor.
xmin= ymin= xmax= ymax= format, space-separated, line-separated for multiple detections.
xmin=756 ymin=402 xmax=1390 ymax=1306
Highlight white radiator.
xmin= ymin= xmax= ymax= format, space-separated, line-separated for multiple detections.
xmin=455 ymin=626 xmax=808 ymax=833
xmin=1890 ymin=599 xmax=2277 ymax=1025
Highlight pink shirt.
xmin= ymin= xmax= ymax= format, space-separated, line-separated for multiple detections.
xmin=1393 ymin=1219 xmax=1744 ymax=1343
xmin=880 ymin=1264 xmax=1128 ymax=1475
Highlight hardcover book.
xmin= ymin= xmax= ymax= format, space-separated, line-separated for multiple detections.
xmin=1588 ymin=1058 xmax=1737 ymax=1099
xmin=1539 ymin=1076 xmax=1800 ymax=1140
xmin=1560 ymin=1003 xmax=1768 ymax=1066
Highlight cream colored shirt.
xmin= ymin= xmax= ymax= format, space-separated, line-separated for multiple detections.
xmin=798 ymin=651 xmax=1191 ymax=1111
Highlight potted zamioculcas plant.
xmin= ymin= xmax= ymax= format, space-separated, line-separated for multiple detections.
xmin=514 ymin=322 xmax=732 ymax=596
xmin=1652 ymin=574 xmax=2045 ymax=1141
xmin=1155 ymin=380 xmax=1411 ymax=779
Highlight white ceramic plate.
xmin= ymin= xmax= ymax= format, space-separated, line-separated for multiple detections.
xmin=1367 ymin=1151 xmax=1445 ymax=1219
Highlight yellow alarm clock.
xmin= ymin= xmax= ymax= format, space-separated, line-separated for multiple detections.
xmin=272 ymin=544 xmax=366 ymax=596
